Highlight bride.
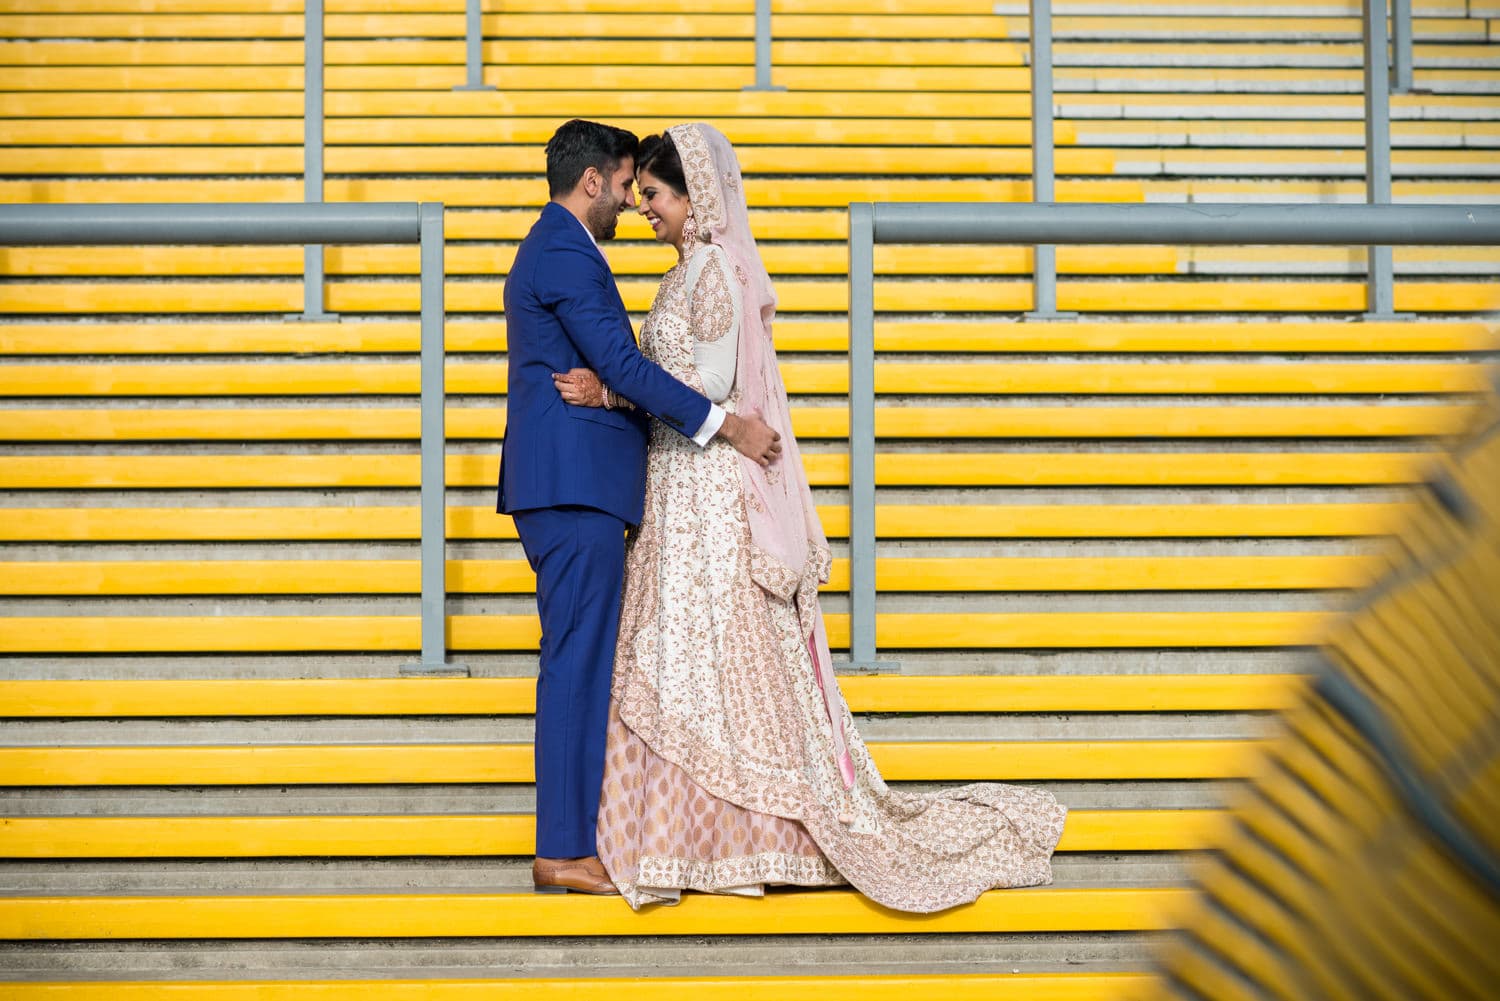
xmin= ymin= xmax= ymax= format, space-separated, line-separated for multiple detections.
xmin=553 ymin=123 xmax=1066 ymax=913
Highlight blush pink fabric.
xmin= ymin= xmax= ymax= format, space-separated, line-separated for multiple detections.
xmin=668 ymin=122 xmax=854 ymax=789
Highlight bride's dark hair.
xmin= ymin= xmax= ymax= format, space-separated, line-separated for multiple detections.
xmin=635 ymin=132 xmax=688 ymax=196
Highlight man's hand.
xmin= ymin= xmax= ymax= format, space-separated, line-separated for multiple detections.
xmin=718 ymin=412 xmax=782 ymax=467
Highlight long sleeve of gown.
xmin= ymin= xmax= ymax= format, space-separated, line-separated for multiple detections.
xmin=685 ymin=244 xmax=741 ymax=405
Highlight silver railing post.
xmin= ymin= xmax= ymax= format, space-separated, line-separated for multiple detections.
xmin=1026 ymin=0 xmax=1073 ymax=320
xmin=296 ymin=0 xmax=336 ymax=321
xmin=0 ymin=202 xmax=468 ymax=672
xmin=1363 ymin=0 xmax=1406 ymax=319
xmin=845 ymin=203 xmax=895 ymax=672
xmin=406 ymin=202 xmax=465 ymax=675
xmin=743 ymin=0 xmax=784 ymax=91
xmin=1392 ymin=0 xmax=1413 ymax=94
xmin=454 ymin=0 xmax=496 ymax=92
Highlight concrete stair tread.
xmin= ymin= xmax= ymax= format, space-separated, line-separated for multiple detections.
xmin=0 ymin=853 xmax=1196 ymax=891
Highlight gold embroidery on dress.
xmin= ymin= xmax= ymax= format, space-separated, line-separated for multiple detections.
xmin=691 ymin=249 xmax=735 ymax=345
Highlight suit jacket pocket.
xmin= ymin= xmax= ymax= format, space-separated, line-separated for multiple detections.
xmin=565 ymin=403 xmax=631 ymax=431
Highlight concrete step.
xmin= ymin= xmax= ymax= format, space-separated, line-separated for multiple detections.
xmin=0 ymin=649 xmax=1316 ymax=681
xmin=0 ymin=932 xmax=1163 ymax=981
xmin=0 ymin=854 xmax=1195 ymax=894
xmin=0 ymin=712 xmax=1274 ymax=746
xmin=0 ymin=780 xmax=1234 ymax=815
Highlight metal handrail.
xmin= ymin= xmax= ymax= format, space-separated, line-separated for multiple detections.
xmin=844 ymin=199 xmax=1500 ymax=671
xmin=0 ymin=201 xmax=460 ymax=676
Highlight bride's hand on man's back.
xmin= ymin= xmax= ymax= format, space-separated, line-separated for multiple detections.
xmin=553 ymin=368 xmax=606 ymax=407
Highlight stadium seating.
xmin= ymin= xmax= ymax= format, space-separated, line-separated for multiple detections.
xmin=0 ymin=0 xmax=1496 ymax=995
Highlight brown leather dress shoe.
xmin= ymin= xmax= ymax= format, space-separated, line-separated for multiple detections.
xmin=532 ymin=855 xmax=619 ymax=895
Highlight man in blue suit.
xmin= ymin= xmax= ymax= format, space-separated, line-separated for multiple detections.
xmin=499 ymin=120 xmax=781 ymax=894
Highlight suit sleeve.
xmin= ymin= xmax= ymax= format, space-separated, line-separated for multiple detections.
xmin=540 ymin=242 xmax=712 ymax=439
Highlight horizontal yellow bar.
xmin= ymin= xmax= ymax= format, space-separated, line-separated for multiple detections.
xmin=0 ymin=675 xmax=1305 ymax=717
xmin=3 ymin=280 xmax=1495 ymax=314
xmin=0 ymin=115 xmax=1047 ymax=147
xmin=0 ymin=404 xmax=1473 ymax=441
xmin=0 ymin=611 xmax=1330 ymax=654
xmin=0 ymin=888 xmax=1190 ymax=940
xmin=0 ymin=451 xmax=1434 ymax=489
xmin=0 ymin=502 xmax=1413 ymax=543
xmin=4 ymin=360 xmax=1485 ymax=396
xmin=0 ymin=555 xmax=1383 ymax=595
xmin=0 ymin=90 xmax=1042 ymax=121
xmin=0 ymin=974 xmax=1151 ymax=1001
xmin=0 ymin=36 xmax=1031 ymax=67
xmin=0 ymin=740 xmax=1267 ymax=784
xmin=10 ymin=171 xmax=1498 ymax=207
xmin=3 ymin=320 xmax=1492 ymax=356
xmin=0 ymin=809 xmax=1224 ymax=857
xmin=0 ymin=65 xmax=1037 ymax=95
xmin=0 ymin=173 xmax=1139 ymax=209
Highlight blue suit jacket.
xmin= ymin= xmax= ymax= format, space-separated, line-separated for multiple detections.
xmin=498 ymin=202 xmax=712 ymax=526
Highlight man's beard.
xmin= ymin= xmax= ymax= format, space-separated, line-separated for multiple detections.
xmin=586 ymin=188 xmax=620 ymax=241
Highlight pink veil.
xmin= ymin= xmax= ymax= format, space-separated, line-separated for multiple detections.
xmin=668 ymin=123 xmax=856 ymax=791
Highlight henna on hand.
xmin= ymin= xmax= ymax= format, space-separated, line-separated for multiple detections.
xmin=552 ymin=368 xmax=605 ymax=408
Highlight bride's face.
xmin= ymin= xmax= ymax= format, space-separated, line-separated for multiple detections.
xmin=637 ymin=167 xmax=692 ymax=250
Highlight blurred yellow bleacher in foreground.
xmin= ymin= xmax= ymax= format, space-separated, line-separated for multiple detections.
xmin=1137 ymin=387 xmax=1500 ymax=1001
xmin=1 ymin=0 xmax=1498 ymax=995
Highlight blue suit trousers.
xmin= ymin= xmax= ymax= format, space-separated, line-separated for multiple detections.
xmin=512 ymin=504 xmax=627 ymax=859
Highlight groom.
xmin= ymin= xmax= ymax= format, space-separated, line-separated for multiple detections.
xmin=499 ymin=119 xmax=781 ymax=894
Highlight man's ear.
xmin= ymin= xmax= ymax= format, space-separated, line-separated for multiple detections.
xmin=581 ymin=166 xmax=601 ymax=198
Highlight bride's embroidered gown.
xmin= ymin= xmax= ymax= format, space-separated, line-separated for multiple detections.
xmin=594 ymin=241 xmax=1067 ymax=914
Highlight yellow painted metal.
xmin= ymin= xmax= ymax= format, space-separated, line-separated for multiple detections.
xmin=0 ymin=173 xmax=1142 ymax=208
xmin=3 ymin=320 xmax=1492 ymax=356
xmin=0 ymin=501 xmax=1411 ymax=543
xmin=0 ymin=451 xmax=1433 ymax=489
xmin=0 ymin=64 xmax=1039 ymax=95
xmin=0 ymin=116 xmax=1046 ymax=146
xmin=5 ymin=278 xmax=1495 ymax=315
xmin=0 ymin=740 xmax=1266 ymax=785
xmin=0 ymin=403 xmax=1474 ymax=442
xmin=0 ymin=973 xmax=1152 ymax=1001
xmin=0 ymin=36 xmax=1032 ymax=67
xmin=0 ymin=674 xmax=1304 ymax=717
xmin=0 ymin=887 xmax=1191 ymax=939
xmin=5 ymin=360 xmax=1485 ymax=396
xmin=0 ymin=611 xmax=1329 ymax=654
xmin=0 ymin=808 xmax=1224 ymax=857
xmin=0 ymin=554 xmax=1382 ymax=595
xmin=8 ymin=240 xmax=1500 ymax=278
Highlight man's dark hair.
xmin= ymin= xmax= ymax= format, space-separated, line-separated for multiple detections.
xmin=545 ymin=119 xmax=639 ymax=198
xmin=635 ymin=132 xmax=688 ymax=197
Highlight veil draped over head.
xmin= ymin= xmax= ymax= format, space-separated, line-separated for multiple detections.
xmin=668 ymin=123 xmax=855 ymax=790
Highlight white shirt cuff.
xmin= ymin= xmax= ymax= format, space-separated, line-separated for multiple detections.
xmin=692 ymin=404 xmax=726 ymax=448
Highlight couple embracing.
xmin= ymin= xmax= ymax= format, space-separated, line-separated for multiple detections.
xmin=499 ymin=119 xmax=1065 ymax=912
